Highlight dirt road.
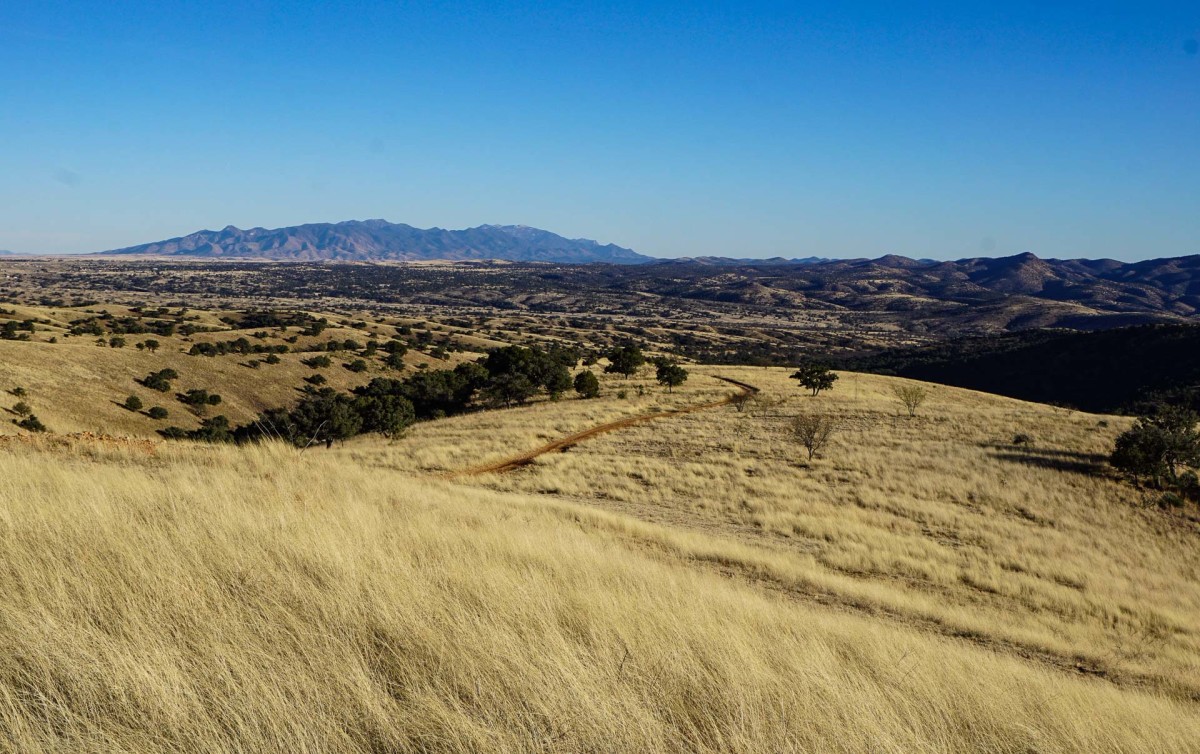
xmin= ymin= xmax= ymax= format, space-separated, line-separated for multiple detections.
xmin=446 ymin=376 xmax=758 ymax=477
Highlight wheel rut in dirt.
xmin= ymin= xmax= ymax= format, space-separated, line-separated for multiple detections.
xmin=445 ymin=376 xmax=758 ymax=477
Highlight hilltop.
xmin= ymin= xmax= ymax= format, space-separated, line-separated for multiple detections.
xmin=96 ymin=220 xmax=652 ymax=264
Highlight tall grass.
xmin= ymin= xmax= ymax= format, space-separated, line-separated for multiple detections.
xmin=1 ymin=437 xmax=1197 ymax=752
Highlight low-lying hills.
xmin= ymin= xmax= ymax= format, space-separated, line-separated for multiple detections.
xmin=76 ymin=236 xmax=1200 ymax=331
xmin=97 ymin=220 xmax=652 ymax=264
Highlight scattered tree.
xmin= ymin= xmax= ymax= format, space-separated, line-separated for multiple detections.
xmin=891 ymin=384 xmax=930 ymax=417
xmin=147 ymin=406 xmax=169 ymax=420
xmin=605 ymin=345 xmax=645 ymax=380
xmin=792 ymin=414 xmax=837 ymax=460
xmin=574 ymin=370 xmax=600 ymax=399
xmin=12 ymin=401 xmax=31 ymax=417
xmin=16 ymin=414 xmax=47 ymax=433
xmin=655 ymin=361 xmax=689 ymax=393
xmin=123 ymin=395 xmax=143 ymax=412
xmin=1111 ymin=406 xmax=1200 ymax=486
xmin=790 ymin=363 xmax=838 ymax=396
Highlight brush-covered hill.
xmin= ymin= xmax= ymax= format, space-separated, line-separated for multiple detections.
xmin=849 ymin=322 xmax=1200 ymax=413
xmin=96 ymin=220 xmax=652 ymax=264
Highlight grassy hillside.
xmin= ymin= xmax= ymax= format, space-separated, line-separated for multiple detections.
xmin=1 ymin=365 xmax=1198 ymax=751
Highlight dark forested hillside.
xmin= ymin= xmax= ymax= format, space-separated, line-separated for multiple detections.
xmin=848 ymin=324 xmax=1200 ymax=413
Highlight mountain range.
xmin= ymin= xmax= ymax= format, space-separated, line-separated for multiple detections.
xmin=97 ymin=220 xmax=651 ymax=264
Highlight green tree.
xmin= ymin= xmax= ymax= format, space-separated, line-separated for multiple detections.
xmin=290 ymin=388 xmax=363 ymax=448
xmin=123 ymin=395 xmax=143 ymax=412
xmin=12 ymin=401 xmax=31 ymax=417
xmin=574 ymin=370 xmax=600 ymax=399
xmin=790 ymin=363 xmax=838 ymax=396
xmin=16 ymin=414 xmax=47 ymax=433
xmin=1111 ymin=406 xmax=1200 ymax=485
xmin=352 ymin=393 xmax=417 ymax=438
xmin=655 ymin=361 xmax=688 ymax=393
xmin=604 ymin=345 xmax=645 ymax=380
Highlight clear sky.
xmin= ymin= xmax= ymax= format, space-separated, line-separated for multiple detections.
xmin=1 ymin=2 xmax=1197 ymax=260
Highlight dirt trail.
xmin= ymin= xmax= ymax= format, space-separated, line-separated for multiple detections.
xmin=445 ymin=376 xmax=758 ymax=477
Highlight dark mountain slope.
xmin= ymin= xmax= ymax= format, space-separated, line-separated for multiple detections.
xmin=848 ymin=323 xmax=1200 ymax=413
xmin=98 ymin=220 xmax=651 ymax=264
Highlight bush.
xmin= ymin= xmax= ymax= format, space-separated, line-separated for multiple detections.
xmin=15 ymin=414 xmax=47 ymax=433
xmin=1012 ymin=433 xmax=1033 ymax=447
xmin=604 ymin=345 xmax=645 ymax=379
xmin=148 ymin=406 xmax=169 ymax=420
xmin=303 ymin=355 xmax=332 ymax=369
xmin=655 ymin=361 xmax=688 ymax=393
xmin=574 ymin=370 xmax=600 ymax=399
xmin=123 ymin=395 xmax=143 ymax=412
xmin=1111 ymin=406 xmax=1200 ymax=484
xmin=264 ymin=354 xmax=281 ymax=365
xmin=345 ymin=359 xmax=369 ymax=373
xmin=790 ymin=363 xmax=838 ymax=396
xmin=140 ymin=369 xmax=179 ymax=392
xmin=12 ymin=401 xmax=31 ymax=417
xmin=793 ymin=414 xmax=837 ymax=460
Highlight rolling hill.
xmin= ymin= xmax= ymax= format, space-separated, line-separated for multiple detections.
xmin=96 ymin=220 xmax=652 ymax=264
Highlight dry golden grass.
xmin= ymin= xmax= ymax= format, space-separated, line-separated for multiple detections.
xmin=0 ymin=304 xmax=472 ymax=437
xmin=408 ymin=367 xmax=1200 ymax=704
xmin=1 ymin=436 xmax=1199 ymax=752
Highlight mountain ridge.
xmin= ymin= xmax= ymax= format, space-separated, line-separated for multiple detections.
xmin=96 ymin=220 xmax=652 ymax=264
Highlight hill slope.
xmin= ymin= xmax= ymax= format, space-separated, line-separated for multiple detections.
xmin=848 ymin=323 xmax=1200 ymax=413
xmin=97 ymin=220 xmax=652 ymax=264
xmin=2 ymin=370 xmax=1199 ymax=750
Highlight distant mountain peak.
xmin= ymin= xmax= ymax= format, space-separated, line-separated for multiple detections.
xmin=96 ymin=220 xmax=653 ymax=264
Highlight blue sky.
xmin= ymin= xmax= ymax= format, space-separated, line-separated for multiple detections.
xmin=1 ymin=2 xmax=1197 ymax=259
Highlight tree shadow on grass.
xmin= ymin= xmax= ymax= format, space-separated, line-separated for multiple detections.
xmin=985 ymin=444 xmax=1110 ymax=475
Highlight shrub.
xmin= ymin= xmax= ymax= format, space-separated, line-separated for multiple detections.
xmin=123 ymin=395 xmax=143 ymax=412
xmin=1111 ymin=406 xmax=1200 ymax=485
xmin=12 ymin=401 xmax=31 ymax=417
xmin=264 ymin=354 xmax=281 ymax=365
xmin=148 ymin=406 xmax=169 ymax=420
xmin=345 ymin=359 xmax=369 ymax=373
xmin=303 ymin=355 xmax=332 ymax=369
xmin=793 ymin=414 xmax=838 ymax=460
xmin=604 ymin=345 xmax=645 ymax=380
xmin=790 ymin=363 xmax=838 ymax=396
xmin=140 ymin=369 xmax=179 ymax=392
xmin=574 ymin=370 xmax=600 ymax=399
xmin=655 ymin=361 xmax=688 ymax=393
xmin=891 ymin=384 xmax=930 ymax=417
xmin=1012 ymin=433 xmax=1034 ymax=447
xmin=305 ymin=374 xmax=327 ymax=386
xmin=16 ymin=414 xmax=47 ymax=433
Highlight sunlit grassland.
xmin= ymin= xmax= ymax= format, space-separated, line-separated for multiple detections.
xmin=1 ymin=434 xmax=1198 ymax=752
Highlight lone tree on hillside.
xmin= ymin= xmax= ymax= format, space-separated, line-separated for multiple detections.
xmin=891 ymin=384 xmax=930 ymax=417
xmin=655 ymin=361 xmax=688 ymax=393
xmin=790 ymin=363 xmax=838 ymax=396
xmin=604 ymin=345 xmax=645 ymax=380
xmin=792 ymin=413 xmax=837 ymax=461
xmin=574 ymin=370 xmax=600 ymax=399
xmin=1110 ymin=406 xmax=1200 ymax=486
